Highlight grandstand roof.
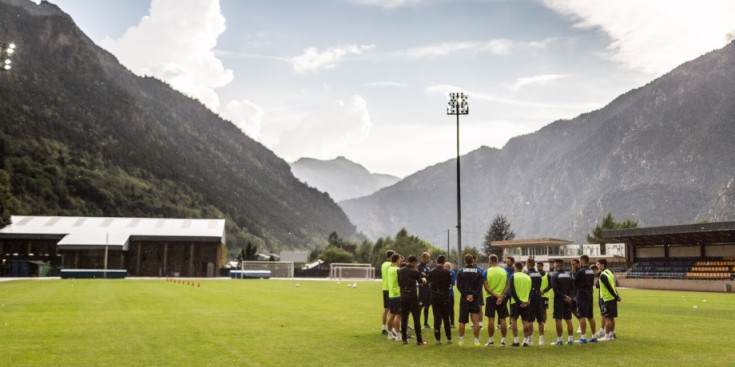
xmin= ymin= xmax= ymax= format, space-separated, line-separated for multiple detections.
xmin=602 ymin=221 xmax=735 ymax=247
xmin=491 ymin=238 xmax=573 ymax=248
xmin=0 ymin=216 xmax=226 ymax=250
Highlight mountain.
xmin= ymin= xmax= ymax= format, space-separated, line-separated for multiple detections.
xmin=0 ymin=0 xmax=357 ymax=254
xmin=290 ymin=156 xmax=400 ymax=202
xmin=341 ymin=41 xmax=735 ymax=247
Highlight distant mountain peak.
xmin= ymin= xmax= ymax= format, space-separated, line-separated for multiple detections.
xmin=290 ymin=157 xmax=401 ymax=202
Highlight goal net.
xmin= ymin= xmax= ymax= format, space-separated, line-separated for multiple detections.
xmin=329 ymin=263 xmax=375 ymax=280
xmin=241 ymin=261 xmax=294 ymax=278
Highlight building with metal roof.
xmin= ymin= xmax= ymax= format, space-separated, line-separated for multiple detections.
xmin=0 ymin=216 xmax=226 ymax=277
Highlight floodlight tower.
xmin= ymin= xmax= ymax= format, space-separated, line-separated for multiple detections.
xmin=447 ymin=92 xmax=468 ymax=266
xmin=1 ymin=42 xmax=16 ymax=71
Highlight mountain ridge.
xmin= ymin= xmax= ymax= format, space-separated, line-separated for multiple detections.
xmin=0 ymin=0 xmax=357 ymax=253
xmin=341 ymin=41 xmax=735 ymax=246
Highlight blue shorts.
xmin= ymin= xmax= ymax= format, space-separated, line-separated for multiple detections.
xmin=389 ymin=297 xmax=401 ymax=314
xmin=601 ymin=300 xmax=618 ymax=318
xmin=577 ymin=294 xmax=593 ymax=319
xmin=510 ymin=302 xmax=533 ymax=322
xmin=484 ymin=296 xmax=509 ymax=319
xmin=459 ymin=296 xmax=481 ymax=323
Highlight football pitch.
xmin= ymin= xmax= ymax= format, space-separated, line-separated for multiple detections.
xmin=1 ymin=279 xmax=733 ymax=366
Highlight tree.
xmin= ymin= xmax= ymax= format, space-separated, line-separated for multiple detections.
xmin=308 ymin=245 xmax=321 ymax=262
xmin=319 ymin=246 xmax=355 ymax=264
xmin=244 ymin=241 xmax=258 ymax=261
xmin=355 ymin=240 xmax=374 ymax=264
xmin=586 ymin=213 xmax=638 ymax=255
xmin=0 ymin=170 xmax=12 ymax=229
xmin=461 ymin=247 xmax=481 ymax=263
xmin=483 ymin=214 xmax=515 ymax=258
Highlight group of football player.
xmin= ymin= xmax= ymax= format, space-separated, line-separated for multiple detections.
xmin=380 ymin=250 xmax=620 ymax=347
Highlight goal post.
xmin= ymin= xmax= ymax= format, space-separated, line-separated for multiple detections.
xmin=241 ymin=261 xmax=294 ymax=278
xmin=329 ymin=263 xmax=375 ymax=280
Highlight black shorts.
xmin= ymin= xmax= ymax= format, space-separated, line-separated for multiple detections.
xmin=458 ymin=296 xmax=481 ymax=323
xmin=389 ymin=297 xmax=401 ymax=314
xmin=477 ymin=293 xmax=484 ymax=306
xmin=484 ymin=296 xmax=509 ymax=319
xmin=553 ymin=298 xmax=572 ymax=320
xmin=577 ymin=294 xmax=593 ymax=319
xmin=529 ymin=297 xmax=545 ymax=322
xmin=383 ymin=290 xmax=389 ymax=308
xmin=510 ymin=302 xmax=533 ymax=322
xmin=598 ymin=296 xmax=604 ymax=310
xmin=571 ymin=298 xmax=578 ymax=315
xmin=419 ymin=285 xmax=430 ymax=305
xmin=542 ymin=297 xmax=549 ymax=309
xmin=601 ymin=300 xmax=618 ymax=318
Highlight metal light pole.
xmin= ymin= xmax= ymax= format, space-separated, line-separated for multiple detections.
xmin=1 ymin=42 xmax=16 ymax=71
xmin=447 ymin=92 xmax=468 ymax=266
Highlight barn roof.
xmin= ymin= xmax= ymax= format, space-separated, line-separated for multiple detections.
xmin=0 ymin=216 xmax=226 ymax=250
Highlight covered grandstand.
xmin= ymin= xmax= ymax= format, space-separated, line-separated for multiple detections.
xmin=603 ymin=221 xmax=735 ymax=292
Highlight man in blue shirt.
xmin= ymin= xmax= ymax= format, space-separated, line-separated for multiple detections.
xmin=551 ymin=259 xmax=574 ymax=345
xmin=456 ymin=254 xmax=484 ymax=347
xmin=418 ymin=252 xmax=432 ymax=329
xmin=444 ymin=262 xmax=457 ymax=328
xmin=574 ymin=255 xmax=598 ymax=343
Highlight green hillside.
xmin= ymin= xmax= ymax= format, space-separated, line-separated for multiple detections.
xmin=0 ymin=0 xmax=357 ymax=255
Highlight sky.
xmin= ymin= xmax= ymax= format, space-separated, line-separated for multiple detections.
xmin=44 ymin=0 xmax=735 ymax=177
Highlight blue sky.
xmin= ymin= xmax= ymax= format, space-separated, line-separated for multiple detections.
xmin=48 ymin=0 xmax=735 ymax=177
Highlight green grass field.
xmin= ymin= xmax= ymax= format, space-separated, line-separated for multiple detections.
xmin=1 ymin=278 xmax=733 ymax=366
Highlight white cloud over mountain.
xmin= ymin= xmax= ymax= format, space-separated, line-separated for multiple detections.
xmin=543 ymin=0 xmax=735 ymax=75
xmin=100 ymin=0 xmax=232 ymax=111
xmin=274 ymin=96 xmax=373 ymax=161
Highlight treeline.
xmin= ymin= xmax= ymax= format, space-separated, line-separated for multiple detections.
xmin=310 ymin=228 xmax=452 ymax=271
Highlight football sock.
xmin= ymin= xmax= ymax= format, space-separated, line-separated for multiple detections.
xmin=459 ymin=336 xmax=464 ymax=343
xmin=382 ymin=325 xmax=386 ymax=331
xmin=501 ymin=337 xmax=506 ymax=344
xmin=539 ymin=336 xmax=544 ymax=344
xmin=568 ymin=336 xmax=573 ymax=342
xmin=474 ymin=337 xmax=479 ymax=344
xmin=514 ymin=337 xmax=519 ymax=343
xmin=557 ymin=337 xmax=562 ymax=342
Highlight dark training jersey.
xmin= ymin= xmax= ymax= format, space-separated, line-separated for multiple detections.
xmin=527 ymin=268 xmax=542 ymax=298
xmin=574 ymin=265 xmax=595 ymax=298
xmin=551 ymin=270 xmax=574 ymax=299
xmin=418 ymin=262 xmax=432 ymax=281
xmin=397 ymin=266 xmax=423 ymax=300
xmin=427 ymin=266 xmax=452 ymax=301
xmin=456 ymin=265 xmax=484 ymax=298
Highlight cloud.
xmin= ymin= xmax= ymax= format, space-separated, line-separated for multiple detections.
xmin=274 ymin=96 xmax=373 ymax=160
xmin=291 ymin=44 xmax=375 ymax=73
xmin=100 ymin=0 xmax=233 ymax=111
xmin=353 ymin=0 xmax=422 ymax=8
xmin=363 ymin=81 xmax=409 ymax=88
xmin=511 ymin=74 xmax=569 ymax=90
xmin=542 ymin=0 xmax=735 ymax=75
xmin=391 ymin=39 xmax=550 ymax=60
xmin=396 ymin=40 xmax=512 ymax=59
xmin=425 ymin=84 xmax=602 ymax=111
xmin=219 ymin=99 xmax=264 ymax=139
